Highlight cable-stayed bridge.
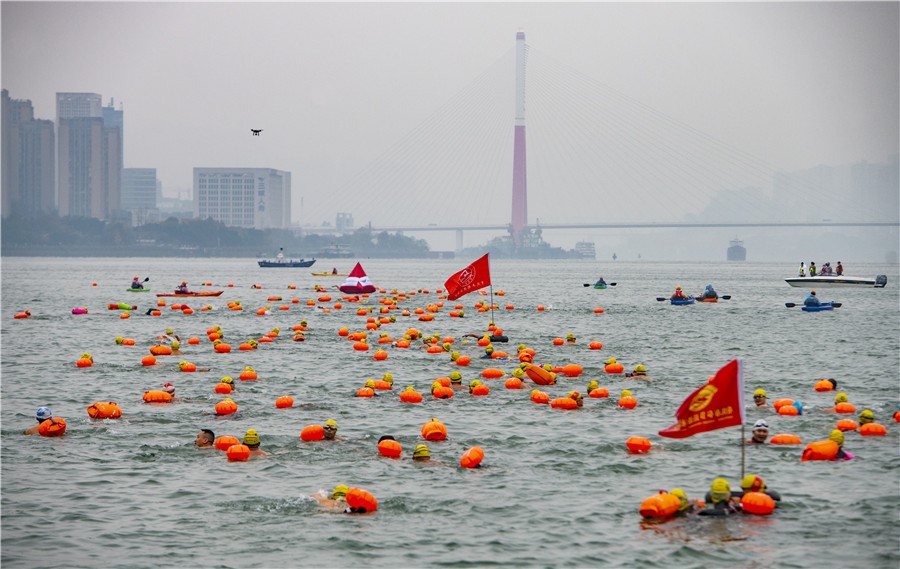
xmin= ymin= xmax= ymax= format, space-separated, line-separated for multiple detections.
xmin=299 ymin=32 xmax=898 ymax=253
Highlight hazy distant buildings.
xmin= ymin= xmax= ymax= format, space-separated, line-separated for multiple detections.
xmin=122 ymin=167 xmax=159 ymax=225
xmin=1 ymin=89 xmax=56 ymax=218
xmin=193 ymin=167 xmax=291 ymax=229
xmin=56 ymin=92 xmax=123 ymax=220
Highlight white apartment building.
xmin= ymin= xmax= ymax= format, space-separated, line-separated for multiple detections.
xmin=193 ymin=167 xmax=291 ymax=229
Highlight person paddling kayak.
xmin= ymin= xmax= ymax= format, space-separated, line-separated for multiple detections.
xmin=131 ymin=276 xmax=144 ymax=290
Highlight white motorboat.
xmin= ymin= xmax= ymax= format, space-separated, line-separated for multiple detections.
xmin=785 ymin=275 xmax=887 ymax=288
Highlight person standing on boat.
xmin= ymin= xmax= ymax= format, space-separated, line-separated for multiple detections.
xmin=809 ymin=262 xmax=817 ymax=277
xmin=836 ymin=261 xmax=844 ymax=276
xmin=131 ymin=276 xmax=144 ymax=289
xmin=804 ymin=290 xmax=821 ymax=307
xmin=799 ymin=262 xmax=805 ymax=277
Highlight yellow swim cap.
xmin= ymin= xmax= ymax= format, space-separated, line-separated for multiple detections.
xmin=587 ymin=380 xmax=599 ymax=391
xmin=243 ymin=429 xmax=260 ymax=446
xmin=450 ymin=351 xmax=459 ymax=360
xmin=324 ymin=419 xmax=338 ymax=430
xmin=835 ymin=392 xmax=848 ymax=403
xmin=740 ymin=474 xmax=765 ymax=492
xmin=859 ymin=409 xmax=875 ymax=424
xmin=382 ymin=373 xmax=393 ymax=382
xmin=166 ymin=328 xmax=173 ymax=335
xmin=670 ymin=488 xmax=688 ymax=511
xmin=413 ymin=444 xmax=430 ymax=459
xmin=517 ymin=344 xmax=527 ymax=351
xmin=115 ymin=336 xmax=124 ymax=344
xmin=512 ymin=368 xmax=525 ymax=378
xmin=81 ymin=352 xmax=92 ymax=360
xmin=485 ymin=345 xmax=494 ymax=354
xmin=171 ymin=341 xmax=180 ymax=349
xmin=621 ymin=389 xmax=632 ymax=398
xmin=364 ymin=379 xmax=376 ymax=388
xmin=332 ymin=484 xmax=349 ymax=499
xmin=709 ymin=478 xmax=731 ymax=503
xmin=605 ymin=357 xmax=617 ymax=365
xmin=404 ymin=386 xmax=415 ymax=392
xmin=753 ymin=388 xmax=767 ymax=397
xmin=829 ymin=429 xmax=844 ymax=446
xmin=469 ymin=380 xmax=482 ymax=388
xmin=634 ymin=364 xmax=647 ymax=374
xmin=221 ymin=376 xmax=234 ymax=384
xmin=450 ymin=371 xmax=462 ymax=382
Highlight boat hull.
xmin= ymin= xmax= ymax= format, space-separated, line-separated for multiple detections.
xmin=785 ymin=275 xmax=886 ymax=288
xmin=258 ymin=259 xmax=316 ymax=268
xmin=671 ymin=298 xmax=695 ymax=305
xmin=126 ymin=288 xmax=150 ymax=292
xmin=802 ymin=302 xmax=834 ymax=312
xmin=311 ymin=272 xmax=347 ymax=277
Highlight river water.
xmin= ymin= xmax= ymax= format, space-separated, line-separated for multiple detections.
xmin=2 ymin=257 xmax=898 ymax=569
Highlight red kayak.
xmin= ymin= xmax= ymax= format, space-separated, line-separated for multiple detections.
xmin=156 ymin=291 xmax=224 ymax=297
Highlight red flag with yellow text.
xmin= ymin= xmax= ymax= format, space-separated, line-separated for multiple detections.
xmin=658 ymin=358 xmax=745 ymax=438
xmin=444 ymin=254 xmax=491 ymax=301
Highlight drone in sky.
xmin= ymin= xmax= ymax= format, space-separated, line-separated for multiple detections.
xmin=251 ymin=129 xmax=263 ymax=136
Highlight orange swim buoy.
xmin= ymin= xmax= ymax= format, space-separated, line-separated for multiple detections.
xmin=550 ymin=397 xmax=578 ymax=410
xmin=481 ymin=368 xmax=504 ymax=379
xmin=346 ymin=488 xmax=378 ymax=512
xmin=625 ymin=436 xmax=652 ymax=454
xmin=455 ymin=356 xmax=471 ymax=367
xmin=471 ymin=384 xmax=490 ymax=396
xmin=357 ymin=387 xmax=375 ymax=398
xmin=214 ymin=382 xmax=233 ymax=394
xmin=505 ymin=377 xmax=523 ymax=389
xmin=589 ymin=387 xmax=609 ymax=398
xmin=530 ymin=390 xmax=550 ymax=404
xmin=561 ymin=364 xmax=583 ymax=377
xmin=13 ymin=311 xmax=31 ymax=319
xmin=275 ymin=395 xmax=294 ymax=409
xmin=859 ymin=423 xmax=887 ymax=436
xmin=618 ymin=396 xmax=638 ymax=409
xmin=552 ymin=338 xmax=564 ymax=346
xmin=300 ymin=424 xmax=325 ymax=441
xmin=122 ymin=338 xmax=135 ymax=346
xmin=773 ymin=398 xmax=794 ymax=412
xmin=524 ymin=364 xmax=555 ymax=385
xmin=215 ymin=399 xmax=238 ymax=415
xmin=399 ymin=389 xmax=423 ymax=403
xmin=76 ymin=357 xmax=93 ymax=368
xmin=150 ymin=345 xmax=173 ymax=356
xmin=639 ymin=491 xmax=681 ymax=519
xmin=143 ymin=390 xmax=173 ymax=403
xmin=741 ymin=492 xmax=776 ymax=515
xmin=214 ymin=435 xmax=240 ymax=451
xmin=604 ymin=362 xmax=624 ymax=374
xmin=87 ymin=402 xmax=122 ymax=419
xmin=589 ymin=341 xmax=603 ymax=350
xmin=373 ymin=349 xmax=388 ymax=361
xmin=239 ymin=368 xmax=258 ymax=381
xmin=778 ymin=405 xmax=799 ymax=416
xmin=377 ymin=439 xmax=403 ymax=458
xmin=769 ymin=434 xmax=802 ymax=445
xmin=421 ymin=419 xmax=447 ymax=441
xmin=214 ymin=342 xmax=232 ymax=353
xmin=801 ymin=439 xmax=839 ymax=461
xmin=814 ymin=379 xmax=834 ymax=392
xmin=460 ymin=446 xmax=484 ymax=469
xmin=836 ymin=419 xmax=858 ymax=431
xmin=432 ymin=386 xmax=454 ymax=399
xmin=834 ymin=402 xmax=856 ymax=414
xmin=226 ymin=444 xmax=251 ymax=462
xmin=373 ymin=380 xmax=392 ymax=390
xmin=179 ymin=361 xmax=197 ymax=372
xmin=38 ymin=417 xmax=67 ymax=437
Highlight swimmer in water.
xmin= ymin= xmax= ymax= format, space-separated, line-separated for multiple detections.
xmin=24 ymin=407 xmax=53 ymax=435
xmin=311 ymin=484 xmax=349 ymax=511
xmin=752 ymin=388 xmax=769 ymax=408
xmin=567 ymin=390 xmax=584 ymax=408
xmin=670 ymin=488 xmax=703 ymax=516
xmin=481 ymin=345 xmax=494 ymax=359
xmin=412 ymin=444 xmax=431 ymax=462
xmin=829 ymin=429 xmax=853 ymax=460
xmin=698 ymin=478 xmax=738 ymax=515
xmin=566 ymin=333 xmax=576 ymax=344
xmin=625 ymin=363 xmax=653 ymax=381
xmin=748 ymin=419 xmax=770 ymax=444
xmin=449 ymin=371 xmax=465 ymax=390
xmin=242 ymin=429 xmax=270 ymax=457
xmin=170 ymin=340 xmax=183 ymax=355
xmin=733 ymin=474 xmax=781 ymax=504
xmin=195 ymin=429 xmax=215 ymax=448
xmin=323 ymin=419 xmax=345 ymax=441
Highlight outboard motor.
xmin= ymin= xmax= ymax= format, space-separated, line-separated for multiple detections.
xmin=875 ymin=275 xmax=887 ymax=288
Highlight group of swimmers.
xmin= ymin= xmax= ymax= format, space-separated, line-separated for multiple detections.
xmin=799 ymin=261 xmax=843 ymax=277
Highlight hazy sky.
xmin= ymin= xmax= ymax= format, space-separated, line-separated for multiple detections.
xmin=3 ymin=1 xmax=898 ymax=256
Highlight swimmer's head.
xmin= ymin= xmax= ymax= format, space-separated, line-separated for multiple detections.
xmin=450 ymin=371 xmax=462 ymax=384
xmin=568 ymin=390 xmax=582 ymax=401
xmin=587 ymin=380 xmax=599 ymax=391
xmin=670 ymin=488 xmax=689 ymax=512
xmin=605 ymin=357 xmax=617 ymax=365
xmin=243 ymin=429 xmax=260 ymax=446
xmin=220 ymin=376 xmax=234 ymax=384
xmin=829 ymin=429 xmax=844 ymax=447
xmin=115 ymin=336 xmax=124 ymax=345
xmin=485 ymin=345 xmax=494 ymax=355
xmin=469 ymin=380 xmax=482 ymax=389
xmin=621 ymin=389 xmax=632 ymax=398
xmin=413 ymin=444 xmax=430 ymax=460
xmin=835 ymin=392 xmax=848 ymax=404
xmin=752 ymin=419 xmax=769 ymax=433
xmin=171 ymin=341 xmax=180 ymax=350
xmin=382 ymin=373 xmax=393 ymax=384
xmin=36 ymin=407 xmax=52 ymax=422
xmin=364 ymin=379 xmax=375 ymax=389
xmin=166 ymin=328 xmax=173 ymax=335
xmin=709 ymin=478 xmax=731 ymax=503
xmin=324 ymin=419 xmax=338 ymax=432
xmin=740 ymin=474 xmax=765 ymax=493
xmin=675 ymin=286 xmax=682 ymax=291
xmin=566 ymin=333 xmax=575 ymax=341
xmin=634 ymin=364 xmax=647 ymax=375
xmin=163 ymin=382 xmax=175 ymax=395
xmin=332 ymin=485 xmax=349 ymax=499
xmin=859 ymin=409 xmax=875 ymax=424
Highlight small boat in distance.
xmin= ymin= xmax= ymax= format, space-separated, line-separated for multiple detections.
xmin=311 ymin=272 xmax=347 ymax=277
xmin=727 ymin=238 xmax=746 ymax=261
xmin=156 ymin=291 xmax=224 ymax=297
xmin=785 ymin=275 xmax=887 ymax=288
xmin=258 ymin=248 xmax=316 ymax=268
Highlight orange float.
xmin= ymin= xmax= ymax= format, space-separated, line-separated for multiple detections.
xmin=618 ymin=395 xmax=638 ymax=409
xmin=639 ymin=491 xmax=681 ymax=519
xmin=836 ymin=419 xmax=858 ymax=431
xmin=257 ymin=336 xmax=273 ymax=343
xmin=741 ymin=492 xmax=776 ymax=515
xmin=214 ymin=382 xmax=232 ymax=394
xmin=801 ymin=439 xmax=839 ymax=461
xmin=773 ymin=398 xmax=794 ymax=412
xmin=778 ymin=405 xmax=799 ymax=416
xmin=399 ymin=388 xmax=423 ymax=403
xmin=530 ymin=390 xmax=550 ymax=404
xmin=460 ymin=446 xmax=484 ymax=468
xmin=188 ymin=337 xmax=201 ymax=345
xmin=814 ymin=379 xmax=834 ymax=392
xmin=593 ymin=308 xmax=604 ymax=314
xmin=122 ymin=338 xmax=135 ymax=345
xmin=471 ymin=384 xmax=490 ymax=396
xmin=86 ymin=402 xmax=122 ymax=419
xmin=275 ymin=395 xmax=294 ymax=409
xmin=215 ymin=399 xmax=238 ymax=415
xmin=550 ymin=397 xmax=577 ymax=410
xmin=421 ymin=419 xmax=447 ymax=441
xmin=373 ymin=380 xmax=392 ymax=390
xmin=455 ymin=356 xmax=471 ymax=366
xmin=859 ymin=423 xmax=887 ymax=436
xmin=142 ymin=390 xmax=172 ymax=403
xmin=769 ymin=433 xmax=802 ymax=445
xmin=150 ymin=345 xmax=173 ymax=356
xmin=76 ymin=357 xmax=93 ymax=368
xmin=13 ymin=311 xmax=31 ymax=319
xmin=481 ymin=368 xmax=504 ymax=379
xmin=524 ymin=364 xmax=555 ymax=385
xmin=604 ymin=362 xmax=624 ymax=373
xmin=353 ymin=342 xmax=370 ymax=351
xmin=552 ymin=338 xmax=564 ymax=346
xmin=589 ymin=341 xmax=603 ymax=350
xmin=357 ymin=387 xmax=375 ymax=398
xmin=589 ymin=387 xmax=609 ymax=398
xmin=373 ymin=349 xmax=388 ymax=361
xmin=505 ymin=377 xmax=524 ymax=389
xmin=214 ymin=342 xmax=231 ymax=353
xmin=426 ymin=345 xmax=443 ymax=354
xmin=561 ymin=364 xmax=583 ymax=377
xmin=490 ymin=351 xmax=509 ymax=359
xmin=226 ymin=444 xmax=250 ymax=462
xmin=625 ymin=436 xmax=652 ymax=454
xmin=238 ymin=343 xmax=254 ymax=351
xmin=377 ymin=439 xmax=403 ymax=458
xmin=179 ymin=361 xmax=197 ymax=372
xmin=239 ymin=368 xmax=258 ymax=381
xmin=214 ymin=435 xmax=240 ymax=451
xmin=834 ymin=402 xmax=856 ymax=414
xmin=300 ymin=424 xmax=325 ymax=441
xmin=38 ymin=417 xmax=67 ymax=437
xmin=346 ymin=488 xmax=378 ymax=512
xmin=432 ymin=386 xmax=454 ymax=399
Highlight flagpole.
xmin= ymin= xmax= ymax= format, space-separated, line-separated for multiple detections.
xmin=489 ymin=284 xmax=495 ymax=328
xmin=740 ymin=424 xmax=746 ymax=480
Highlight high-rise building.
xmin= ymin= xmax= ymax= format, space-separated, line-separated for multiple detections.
xmin=56 ymin=92 xmax=122 ymax=220
xmin=193 ymin=167 xmax=291 ymax=229
xmin=1 ymin=89 xmax=56 ymax=217
xmin=122 ymin=167 xmax=159 ymax=226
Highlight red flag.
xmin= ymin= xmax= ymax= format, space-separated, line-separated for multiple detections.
xmin=658 ymin=358 xmax=745 ymax=439
xmin=444 ymin=254 xmax=491 ymax=301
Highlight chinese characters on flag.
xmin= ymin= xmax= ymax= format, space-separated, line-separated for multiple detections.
xmin=658 ymin=358 xmax=745 ymax=439
xmin=444 ymin=254 xmax=491 ymax=301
